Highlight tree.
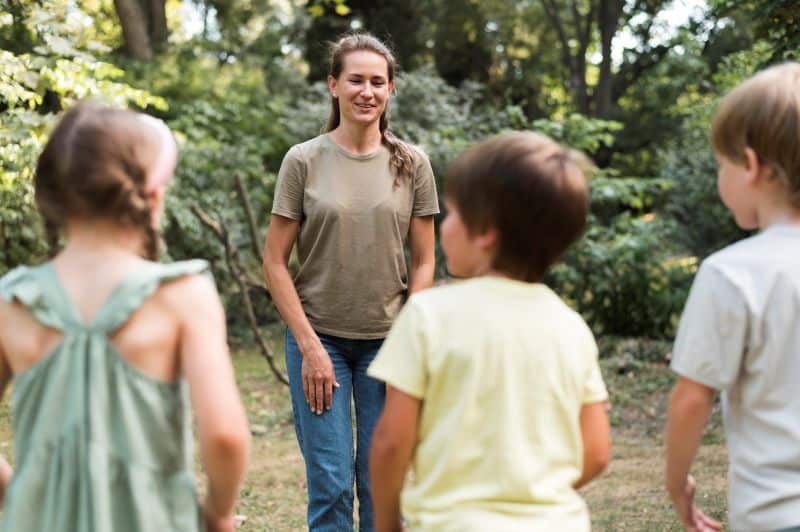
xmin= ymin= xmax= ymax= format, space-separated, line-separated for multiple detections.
xmin=303 ymin=0 xmax=427 ymax=81
xmin=113 ymin=0 xmax=168 ymax=60
xmin=713 ymin=0 xmax=800 ymax=62
xmin=431 ymin=0 xmax=493 ymax=85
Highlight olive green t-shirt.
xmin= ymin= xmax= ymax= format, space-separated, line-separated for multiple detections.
xmin=271 ymin=133 xmax=439 ymax=339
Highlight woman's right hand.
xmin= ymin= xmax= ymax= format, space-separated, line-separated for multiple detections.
xmin=301 ymin=342 xmax=339 ymax=414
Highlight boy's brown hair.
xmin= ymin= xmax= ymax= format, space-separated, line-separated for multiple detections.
xmin=712 ymin=62 xmax=800 ymax=205
xmin=445 ymin=131 xmax=591 ymax=282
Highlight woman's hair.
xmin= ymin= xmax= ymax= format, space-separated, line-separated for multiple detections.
xmin=35 ymin=101 xmax=169 ymax=260
xmin=445 ymin=131 xmax=592 ymax=282
xmin=712 ymin=62 xmax=800 ymax=206
xmin=324 ymin=33 xmax=415 ymax=183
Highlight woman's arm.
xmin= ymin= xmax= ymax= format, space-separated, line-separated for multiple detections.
xmin=573 ymin=401 xmax=611 ymax=489
xmin=174 ymin=275 xmax=250 ymax=531
xmin=407 ymin=215 xmax=436 ymax=294
xmin=262 ymin=215 xmax=338 ymax=414
xmin=370 ymin=386 xmax=421 ymax=532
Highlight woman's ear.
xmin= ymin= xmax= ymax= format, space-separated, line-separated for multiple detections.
xmin=327 ymin=75 xmax=338 ymax=99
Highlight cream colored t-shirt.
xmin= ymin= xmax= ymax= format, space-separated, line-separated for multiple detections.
xmin=271 ymin=134 xmax=439 ymax=339
xmin=368 ymin=277 xmax=608 ymax=532
xmin=671 ymin=224 xmax=800 ymax=531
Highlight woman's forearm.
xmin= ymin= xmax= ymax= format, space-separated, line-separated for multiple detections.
xmin=263 ymin=261 xmax=320 ymax=353
xmin=408 ymin=259 xmax=435 ymax=294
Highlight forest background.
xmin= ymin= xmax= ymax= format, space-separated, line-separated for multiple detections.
xmin=1 ymin=0 xmax=799 ymax=529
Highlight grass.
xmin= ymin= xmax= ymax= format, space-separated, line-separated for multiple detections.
xmin=0 ymin=333 xmax=728 ymax=530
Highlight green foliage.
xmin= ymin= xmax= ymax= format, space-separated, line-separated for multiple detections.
xmin=548 ymin=213 xmax=696 ymax=339
xmin=660 ymin=47 xmax=766 ymax=258
xmin=590 ymin=177 xmax=674 ymax=224
xmin=0 ymin=0 xmax=164 ymax=273
xmin=713 ymin=0 xmax=800 ymax=62
xmin=532 ymin=114 xmax=623 ymax=156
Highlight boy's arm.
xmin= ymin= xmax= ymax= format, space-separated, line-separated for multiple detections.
xmin=369 ymin=386 xmax=422 ymax=532
xmin=665 ymin=376 xmax=721 ymax=531
xmin=574 ymin=401 xmax=611 ymax=489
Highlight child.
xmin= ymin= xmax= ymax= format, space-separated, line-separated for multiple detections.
xmin=665 ymin=62 xmax=800 ymax=532
xmin=0 ymin=102 xmax=250 ymax=532
xmin=367 ymin=131 xmax=611 ymax=532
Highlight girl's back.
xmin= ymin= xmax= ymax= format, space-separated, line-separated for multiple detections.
xmin=0 ymin=101 xmax=250 ymax=532
xmin=0 ymin=257 xmax=210 ymax=531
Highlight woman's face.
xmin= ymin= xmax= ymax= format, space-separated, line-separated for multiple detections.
xmin=328 ymin=50 xmax=394 ymax=128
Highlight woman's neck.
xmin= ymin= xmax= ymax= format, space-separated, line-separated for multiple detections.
xmin=329 ymin=121 xmax=383 ymax=155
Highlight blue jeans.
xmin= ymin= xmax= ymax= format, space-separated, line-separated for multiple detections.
xmin=285 ymin=329 xmax=386 ymax=532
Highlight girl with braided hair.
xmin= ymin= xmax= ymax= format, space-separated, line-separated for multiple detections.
xmin=0 ymin=101 xmax=250 ymax=532
xmin=263 ymin=33 xmax=439 ymax=531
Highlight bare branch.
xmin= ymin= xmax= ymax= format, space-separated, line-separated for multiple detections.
xmin=191 ymin=203 xmax=289 ymax=386
xmin=234 ymin=173 xmax=264 ymax=261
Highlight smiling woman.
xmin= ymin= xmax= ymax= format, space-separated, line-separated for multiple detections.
xmin=261 ymin=34 xmax=439 ymax=532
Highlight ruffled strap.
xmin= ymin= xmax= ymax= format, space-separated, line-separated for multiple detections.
xmin=0 ymin=265 xmax=68 ymax=331
xmin=90 ymin=259 xmax=211 ymax=334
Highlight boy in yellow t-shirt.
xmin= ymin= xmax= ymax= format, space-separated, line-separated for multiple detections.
xmin=367 ymin=131 xmax=611 ymax=532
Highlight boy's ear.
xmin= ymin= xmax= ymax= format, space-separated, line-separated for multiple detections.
xmin=474 ymin=227 xmax=499 ymax=252
xmin=743 ymin=147 xmax=769 ymax=183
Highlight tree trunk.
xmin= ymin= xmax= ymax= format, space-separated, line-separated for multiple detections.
xmin=147 ymin=0 xmax=168 ymax=51
xmin=596 ymin=0 xmax=622 ymax=118
xmin=114 ymin=0 xmax=152 ymax=60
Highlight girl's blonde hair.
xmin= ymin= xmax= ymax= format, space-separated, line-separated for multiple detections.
xmin=35 ymin=102 xmax=170 ymax=260
xmin=712 ymin=62 xmax=800 ymax=205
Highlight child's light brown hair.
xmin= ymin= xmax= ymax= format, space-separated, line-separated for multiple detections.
xmin=35 ymin=101 xmax=168 ymax=260
xmin=445 ymin=131 xmax=591 ymax=282
xmin=712 ymin=62 xmax=800 ymax=205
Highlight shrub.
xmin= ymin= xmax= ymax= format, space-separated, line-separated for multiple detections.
xmin=547 ymin=213 xmax=696 ymax=339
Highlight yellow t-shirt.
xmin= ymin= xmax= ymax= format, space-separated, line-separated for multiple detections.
xmin=367 ymin=277 xmax=608 ymax=532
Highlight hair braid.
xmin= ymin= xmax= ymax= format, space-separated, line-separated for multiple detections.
xmin=35 ymin=101 xmax=170 ymax=260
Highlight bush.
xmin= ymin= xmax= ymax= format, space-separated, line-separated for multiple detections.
xmin=660 ymin=48 xmax=770 ymax=258
xmin=547 ymin=213 xmax=696 ymax=339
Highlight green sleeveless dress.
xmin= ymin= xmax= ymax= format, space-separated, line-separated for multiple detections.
xmin=0 ymin=260 xmax=209 ymax=532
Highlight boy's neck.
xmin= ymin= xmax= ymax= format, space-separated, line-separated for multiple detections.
xmin=754 ymin=184 xmax=800 ymax=230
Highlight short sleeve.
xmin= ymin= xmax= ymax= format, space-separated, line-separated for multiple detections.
xmin=411 ymin=148 xmax=440 ymax=217
xmin=670 ymin=262 xmax=748 ymax=391
xmin=367 ymin=297 xmax=429 ymax=398
xmin=581 ymin=326 xmax=608 ymax=404
xmin=271 ymin=145 xmax=306 ymax=220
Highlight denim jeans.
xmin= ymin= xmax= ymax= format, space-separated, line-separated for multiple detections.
xmin=285 ymin=329 xmax=386 ymax=532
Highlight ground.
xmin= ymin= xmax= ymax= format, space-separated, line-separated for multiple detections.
xmin=231 ymin=334 xmax=728 ymax=531
xmin=0 ymin=334 xmax=727 ymax=531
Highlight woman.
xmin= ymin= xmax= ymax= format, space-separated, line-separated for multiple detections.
xmin=262 ymin=33 xmax=439 ymax=531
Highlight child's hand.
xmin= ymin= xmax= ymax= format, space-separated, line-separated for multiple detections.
xmin=203 ymin=510 xmax=236 ymax=532
xmin=669 ymin=475 xmax=722 ymax=532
